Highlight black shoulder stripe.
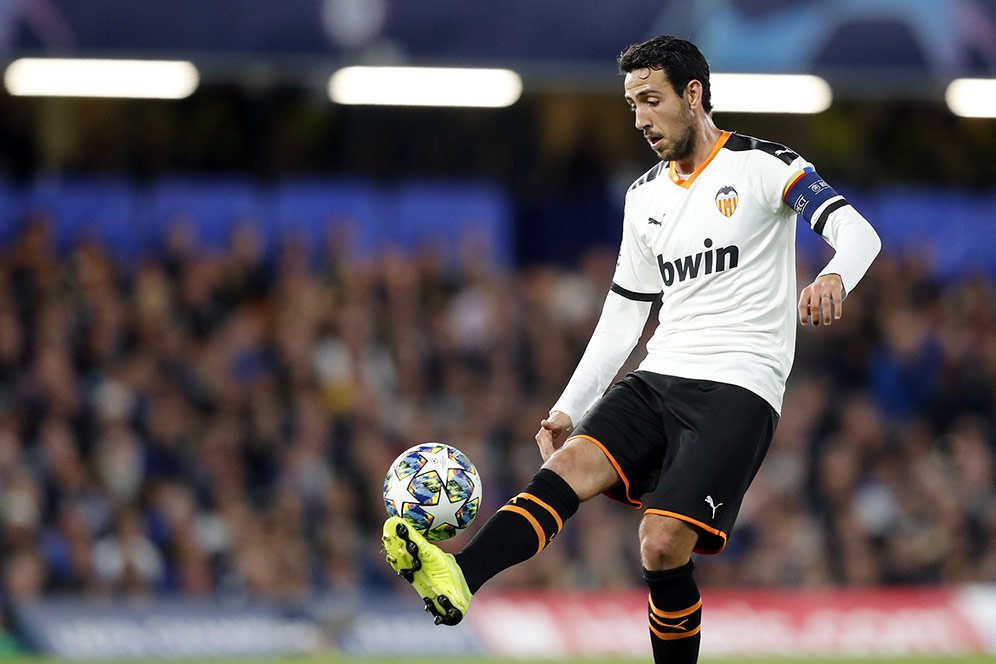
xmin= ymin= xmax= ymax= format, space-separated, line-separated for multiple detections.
xmin=723 ymin=133 xmax=799 ymax=165
xmin=610 ymin=283 xmax=660 ymax=302
xmin=813 ymin=199 xmax=849 ymax=236
xmin=629 ymin=161 xmax=666 ymax=191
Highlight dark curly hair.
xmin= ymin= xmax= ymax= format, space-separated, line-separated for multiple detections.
xmin=617 ymin=35 xmax=713 ymax=113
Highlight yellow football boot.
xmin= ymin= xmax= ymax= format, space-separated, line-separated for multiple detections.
xmin=382 ymin=516 xmax=472 ymax=625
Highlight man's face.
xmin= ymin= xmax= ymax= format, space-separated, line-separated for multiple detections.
xmin=623 ymin=67 xmax=695 ymax=162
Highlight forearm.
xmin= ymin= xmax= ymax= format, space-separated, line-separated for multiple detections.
xmin=817 ymin=205 xmax=881 ymax=296
xmin=551 ymin=291 xmax=653 ymax=424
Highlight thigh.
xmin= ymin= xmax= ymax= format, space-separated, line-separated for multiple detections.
xmin=647 ymin=378 xmax=778 ymax=554
xmin=569 ymin=372 xmax=670 ymax=508
xmin=542 ymin=434 xmax=623 ymax=501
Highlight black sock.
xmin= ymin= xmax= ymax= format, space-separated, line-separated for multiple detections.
xmin=644 ymin=561 xmax=702 ymax=664
xmin=455 ymin=468 xmax=579 ymax=593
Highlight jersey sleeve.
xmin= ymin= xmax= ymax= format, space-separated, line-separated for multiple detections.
xmin=550 ymin=195 xmax=659 ymax=423
xmin=750 ymin=147 xmax=816 ymax=215
xmin=776 ymin=153 xmax=881 ymax=295
xmin=550 ymin=290 xmax=653 ymax=424
xmin=610 ymin=192 xmax=662 ymax=301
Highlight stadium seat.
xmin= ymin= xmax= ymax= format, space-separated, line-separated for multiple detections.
xmin=25 ymin=177 xmax=141 ymax=258
xmin=963 ymin=193 xmax=996 ymax=276
xmin=0 ymin=178 xmax=25 ymax=243
xmin=871 ymin=187 xmax=972 ymax=281
xmin=390 ymin=180 xmax=514 ymax=268
xmin=265 ymin=178 xmax=385 ymax=259
xmin=145 ymin=177 xmax=264 ymax=252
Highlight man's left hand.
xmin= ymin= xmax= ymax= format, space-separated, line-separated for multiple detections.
xmin=799 ymin=273 xmax=844 ymax=327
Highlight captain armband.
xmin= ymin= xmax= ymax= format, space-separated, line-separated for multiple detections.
xmin=783 ymin=167 xmax=849 ymax=236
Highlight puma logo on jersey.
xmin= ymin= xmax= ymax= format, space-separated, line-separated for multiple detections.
xmin=657 ymin=239 xmax=740 ymax=287
xmin=705 ymin=495 xmax=723 ymax=518
xmin=648 ymin=216 xmax=663 ymax=225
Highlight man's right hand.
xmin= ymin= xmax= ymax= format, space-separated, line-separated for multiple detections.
xmin=535 ymin=410 xmax=574 ymax=462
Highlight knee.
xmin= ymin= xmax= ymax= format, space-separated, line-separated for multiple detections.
xmin=639 ymin=515 xmax=698 ymax=570
xmin=542 ymin=440 xmax=618 ymax=502
xmin=543 ymin=443 xmax=584 ymax=479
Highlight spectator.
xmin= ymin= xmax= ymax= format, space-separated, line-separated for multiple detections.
xmin=0 ymin=218 xmax=993 ymax=601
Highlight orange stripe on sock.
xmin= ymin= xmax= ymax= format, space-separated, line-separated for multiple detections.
xmin=649 ymin=596 xmax=702 ymax=620
xmin=649 ymin=621 xmax=702 ymax=641
xmin=517 ymin=492 xmax=563 ymax=532
xmin=650 ymin=614 xmax=689 ymax=631
xmin=498 ymin=504 xmax=547 ymax=555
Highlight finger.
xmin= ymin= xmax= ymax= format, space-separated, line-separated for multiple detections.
xmin=821 ymin=292 xmax=832 ymax=326
xmin=832 ymin=287 xmax=843 ymax=320
xmin=535 ymin=428 xmax=555 ymax=461
xmin=798 ymin=291 xmax=811 ymax=325
xmin=808 ymin=291 xmax=820 ymax=327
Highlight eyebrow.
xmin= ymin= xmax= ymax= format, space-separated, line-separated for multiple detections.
xmin=624 ymin=89 xmax=659 ymax=104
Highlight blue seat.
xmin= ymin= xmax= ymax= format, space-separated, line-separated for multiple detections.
xmin=25 ymin=178 xmax=140 ymax=258
xmin=958 ymin=193 xmax=996 ymax=277
xmin=145 ymin=177 xmax=263 ymax=252
xmin=266 ymin=179 xmax=384 ymax=258
xmin=871 ymin=187 xmax=973 ymax=281
xmin=978 ymin=194 xmax=996 ymax=274
xmin=795 ymin=217 xmax=826 ymax=256
xmin=390 ymin=180 xmax=513 ymax=267
xmin=0 ymin=179 xmax=25 ymax=243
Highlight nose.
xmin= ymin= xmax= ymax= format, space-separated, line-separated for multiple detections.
xmin=634 ymin=107 xmax=651 ymax=131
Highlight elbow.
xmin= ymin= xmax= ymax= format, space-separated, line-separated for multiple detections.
xmin=869 ymin=227 xmax=882 ymax=260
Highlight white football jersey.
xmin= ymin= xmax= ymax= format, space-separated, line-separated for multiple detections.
xmin=612 ymin=131 xmax=819 ymax=413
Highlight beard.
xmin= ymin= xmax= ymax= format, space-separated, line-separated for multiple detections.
xmin=658 ymin=122 xmax=696 ymax=162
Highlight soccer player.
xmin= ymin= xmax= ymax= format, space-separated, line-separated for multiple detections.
xmin=383 ymin=34 xmax=881 ymax=663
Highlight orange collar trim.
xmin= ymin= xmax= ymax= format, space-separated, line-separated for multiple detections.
xmin=668 ymin=130 xmax=731 ymax=189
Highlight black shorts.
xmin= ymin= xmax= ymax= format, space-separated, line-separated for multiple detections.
xmin=569 ymin=371 xmax=777 ymax=554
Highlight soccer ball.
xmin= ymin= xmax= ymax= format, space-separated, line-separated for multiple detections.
xmin=384 ymin=443 xmax=482 ymax=542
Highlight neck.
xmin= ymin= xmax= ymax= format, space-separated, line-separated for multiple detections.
xmin=674 ymin=117 xmax=722 ymax=175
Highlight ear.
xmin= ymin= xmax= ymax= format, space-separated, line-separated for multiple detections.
xmin=684 ymin=79 xmax=703 ymax=110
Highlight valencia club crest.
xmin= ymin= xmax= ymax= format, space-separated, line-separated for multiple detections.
xmin=715 ymin=186 xmax=738 ymax=218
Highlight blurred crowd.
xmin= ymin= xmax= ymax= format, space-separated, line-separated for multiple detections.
xmin=0 ymin=210 xmax=994 ymax=612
